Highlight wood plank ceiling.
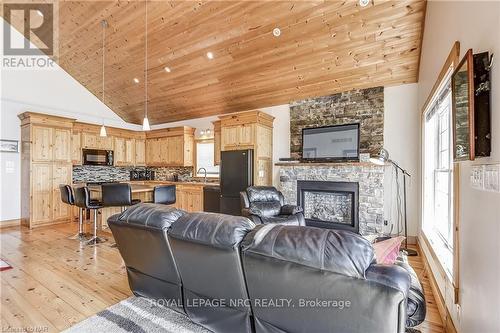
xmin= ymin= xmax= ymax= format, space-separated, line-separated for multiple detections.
xmin=6 ymin=0 xmax=427 ymax=124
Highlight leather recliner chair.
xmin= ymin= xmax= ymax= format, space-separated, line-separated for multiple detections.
xmin=240 ymin=186 xmax=305 ymax=226
xmin=108 ymin=203 xmax=186 ymax=313
xmin=241 ymin=224 xmax=411 ymax=333
xmin=168 ymin=212 xmax=256 ymax=333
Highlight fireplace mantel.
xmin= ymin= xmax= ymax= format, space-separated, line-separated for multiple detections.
xmin=276 ymin=162 xmax=384 ymax=235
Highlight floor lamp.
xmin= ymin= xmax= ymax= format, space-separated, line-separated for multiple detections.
xmin=370 ymin=148 xmax=418 ymax=256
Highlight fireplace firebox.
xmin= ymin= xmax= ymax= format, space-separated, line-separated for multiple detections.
xmin=297 ymin=180 xmax=359 ymax=233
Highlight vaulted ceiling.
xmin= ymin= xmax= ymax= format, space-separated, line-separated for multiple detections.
xmin=5 ymin=0 xmax=426 ymax=124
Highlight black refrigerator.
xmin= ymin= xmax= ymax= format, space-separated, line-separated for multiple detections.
xmin=220 ymin=149 xmax=253 ymax=215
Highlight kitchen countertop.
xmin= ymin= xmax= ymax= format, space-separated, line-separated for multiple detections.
xmin=129 ymin=180 xmax=220 ymax=187
xmin=74 ymin=180 xmax=220 ymax=188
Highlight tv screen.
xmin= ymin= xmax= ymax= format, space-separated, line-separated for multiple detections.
xmin=302 ymin=123 xmax=360 ymax=161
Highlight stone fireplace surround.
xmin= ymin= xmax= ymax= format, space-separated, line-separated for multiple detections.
xmin=277 ymin=162 xmax=384 ymax=235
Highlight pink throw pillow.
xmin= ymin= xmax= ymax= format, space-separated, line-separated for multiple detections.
xmin=372 ymin=236 xmax=405 ymax=265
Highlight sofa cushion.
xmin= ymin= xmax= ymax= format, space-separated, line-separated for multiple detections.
xmin=169 ymin=212 xmax=255 ymax=249
xmin=115 ymin=203 xmax=185 ymax=229
xmin=372 ymin=236 xmax=405 ymax=264
xmin=241 ymin=224 xmax=374 ymax=278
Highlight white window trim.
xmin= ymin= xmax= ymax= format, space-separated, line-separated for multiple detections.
xmin=422 ymin=68 xmax=456 ymax=280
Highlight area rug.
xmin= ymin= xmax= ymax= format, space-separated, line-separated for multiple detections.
xmin=0 ymin=259 xmax=12 ymax=271
xmin=63 ymin=297 xmax=211 ymax=333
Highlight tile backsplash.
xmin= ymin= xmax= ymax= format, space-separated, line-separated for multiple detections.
xmin=151 ymin=166 xmax=193 ymax=181
xmin=72 ymin=165 xmax=142 ymax=183
xmin=72 ymin=165 xmax=194 ymax=183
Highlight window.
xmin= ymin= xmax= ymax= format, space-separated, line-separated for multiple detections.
xmin=423 ymin=70 xmax=454 ymax=276
xmin=195 ymin=140 xmax=219 ymax=177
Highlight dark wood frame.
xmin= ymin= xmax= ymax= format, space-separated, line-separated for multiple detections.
xmin=451 ymin=49 xmax=475 ymax=161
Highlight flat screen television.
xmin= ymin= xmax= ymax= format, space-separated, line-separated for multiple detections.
xmin=301 ymin=123 xmax=360 ymax=161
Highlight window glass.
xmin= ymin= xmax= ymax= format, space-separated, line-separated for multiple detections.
xmin=196 ymin=141 xmax=219 ymax=177
xmin=423 ymin=73 xmax=454 ymax=275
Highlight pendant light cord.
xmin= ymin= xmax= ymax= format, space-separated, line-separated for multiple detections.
xmin=101 ymin=19 xmax=107 ymax=128
xmin=144 ymin=0 xmax=148 ymax=119
xmin=102 ymin=20 xmax=106 ymax=104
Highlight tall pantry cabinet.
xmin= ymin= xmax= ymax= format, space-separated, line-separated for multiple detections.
xmin=18 ymin=112 xmax=74 ymax=228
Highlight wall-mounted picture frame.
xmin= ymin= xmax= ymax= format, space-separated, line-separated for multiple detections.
xmin=0 ymin=139 xmax=19 ymax=153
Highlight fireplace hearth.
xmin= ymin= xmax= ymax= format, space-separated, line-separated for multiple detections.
xmin=297 ymin=180 xmax=359 ymax=233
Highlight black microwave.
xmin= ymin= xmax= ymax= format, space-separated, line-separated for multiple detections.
xmin=82 ymin=149 xmax=113 ymax=166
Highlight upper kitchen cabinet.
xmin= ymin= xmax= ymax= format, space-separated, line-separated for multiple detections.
xmin=213 ymin=120 xmax=221 ymax=165
xmin=18 ymin=112 xmax=75 ymax=228
xmin=219 ymin=110 xmax=274 ymax=186
xmin=135 ymin=139 xmax=146 ymax=166
xmin=145 ymin=126 xmax=195 ymax=167
xmin=81 ymin=132 xmax=112 ymax=150
xmin=73 ymin=122 xmax=145 ymax=167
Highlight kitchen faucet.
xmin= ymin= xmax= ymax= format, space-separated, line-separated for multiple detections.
xmin=197 ymin=167 xmax=207 ymax=183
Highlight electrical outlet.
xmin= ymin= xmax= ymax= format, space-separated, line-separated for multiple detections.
xmin=484 ymin=164 xmax=500 ymax=192
xmin=470 ymin=166 xmax=484 ymax=190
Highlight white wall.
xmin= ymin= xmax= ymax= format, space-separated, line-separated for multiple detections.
xmin=384 ymin=84 xmax=420 ymax=237
xmin=417 ymin=2 xmax=500 ymax=332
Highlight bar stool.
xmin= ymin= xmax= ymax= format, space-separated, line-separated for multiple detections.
xmin=102 ymin=183 xmax=141 ymax=211
xmin=60 ymin=185 xmax=87 ymax=241
xmin=153 ymin=185 xmax=176 ymax=205
xmin=74 ymin=186 xmax=106 ymax=245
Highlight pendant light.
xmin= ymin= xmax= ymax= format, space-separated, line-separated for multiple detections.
xmin=100 ymin=19 xmax=108 ymax=137
xmin=142 ymin=0 xmax=151 ymax=131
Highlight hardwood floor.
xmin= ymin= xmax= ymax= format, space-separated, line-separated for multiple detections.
xmin=1 ymin=223 xmax=444 ymax=333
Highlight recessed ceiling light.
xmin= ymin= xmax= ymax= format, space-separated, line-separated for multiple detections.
xmin=359 ymin=0 xmax=370 ymax=7
xmin=206 ymin=52 xmax=214 ymax=60
xmin=133 ymin=78 xmax=139 ymax=83
xmin=164 ymin=66 xmax=171 ymax=73
xmin=273 ymin=28 xmax=281 ymax=37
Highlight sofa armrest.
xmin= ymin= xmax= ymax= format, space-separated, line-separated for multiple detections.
xmin=365 ymin=264 xmax=411 ymax=298
xmin=280 ymin=204 xmax=303 ymax=215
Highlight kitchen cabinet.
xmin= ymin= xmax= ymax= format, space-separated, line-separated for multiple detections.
xmin=71 ymin=132 xmax=81 ymax=165
xmin=213 ymin=120 xmax=221 ymax=165
xmin=81 ymin=132 xmax=112 ymax=150
xmin=18 ymin=112 xmax=75 ymax=228
xmin=145 ymin=127 xmax=195 ymax=167
xmin=114 ymin=137 xmax=135 ymax=166
xmin=97 ymin=136 xmax=113 ymax=150
xmin=135 ymin=139 xmax=146 ymax=166
xmin=114 ymin=137 xmax=126 ymax=165
xmin=32 ymin=126 xmax=53 ymax=162
xmin=219 ymin=110 xmax=274 ymax=186
xmin=175 ymin=185 xmax=203 ymax=212
xmin=53 ymin=128 xmax=72 ymax=162
xmin=125 ymin=138 xmax=135 ymax=165
xmin=82 ymin=132 xmax=98 ymax=149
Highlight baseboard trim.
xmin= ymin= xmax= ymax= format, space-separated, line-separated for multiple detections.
xmin=0 ymin=219 xmax=21 ymax=229
xmin=418 ymin=237 xmax=458 ymax=333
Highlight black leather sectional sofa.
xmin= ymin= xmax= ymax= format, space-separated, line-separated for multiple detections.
xmin=108 ymin=203 xmax=423 ymax=333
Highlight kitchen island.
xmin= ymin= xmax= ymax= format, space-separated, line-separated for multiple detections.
xmin=75 ymin=180 xmax=219 ymax=231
